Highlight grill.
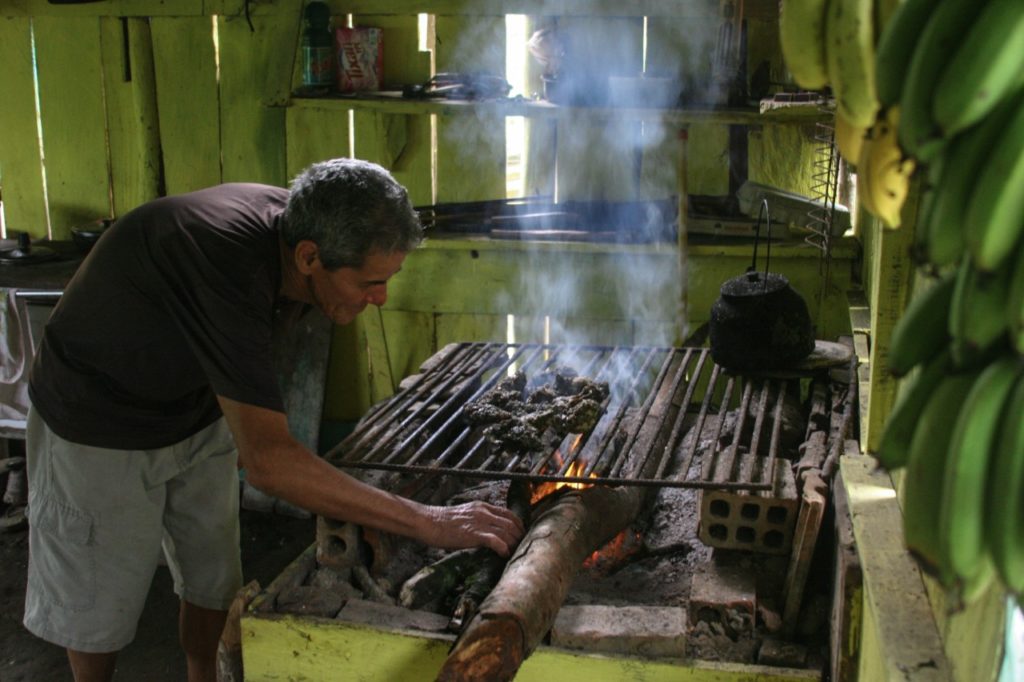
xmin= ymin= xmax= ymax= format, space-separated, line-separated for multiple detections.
xmin=325 ymin=342 xmax=817 ymax=493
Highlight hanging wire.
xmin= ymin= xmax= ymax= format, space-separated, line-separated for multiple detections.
xmin=804 ymin=102 xmax=841 ymax=295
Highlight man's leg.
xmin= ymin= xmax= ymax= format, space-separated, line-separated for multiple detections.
xmin=66 ymin=649 xmax=117 ymax=682
xmin=179 ymin=600 xmax=228 ymax=682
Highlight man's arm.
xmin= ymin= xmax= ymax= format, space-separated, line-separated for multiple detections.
xmin=217 ymin=396 xmax=524 ymax=556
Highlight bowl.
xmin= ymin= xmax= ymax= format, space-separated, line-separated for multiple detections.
xmin=71 ymin=218 xmax=114 ymax=252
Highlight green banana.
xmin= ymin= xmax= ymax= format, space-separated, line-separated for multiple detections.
xmin=1008 ymin=247 xmax=1024 ymax=354
xmin=875 ymin=347 xmax=952 ymax=470
xmin=902 ymin=370 xmax=980 ymax=578
xmin=986 ymin=372 xmax=1024 ymax=596
xmin=933 ymin=0 xmax=1024 ymax=138
xmin=923 ymin=92 xmax=1022 ymax=269
xmin=874 ymin=0 xmax=941 ymax=108
xmin=948 ymin=257 xmax=1012 ymax=368
xmin=964 ymin=91 xmax=1024 ymax=273
xmin=887 ymin=272 xmax=955 ymax=377
xmin=780 ymin=0 xmax=830 ymax=90
xmin=940 ymin=355 xmax=1022 ymax=602
xmin=825 ymin=0 xmax=879 ymax=128
xmin=897 ymin=0 xmax=984 ymax=162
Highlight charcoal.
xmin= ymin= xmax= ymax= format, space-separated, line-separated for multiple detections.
xmin=463 ymin=366 xmax=610 ymax=461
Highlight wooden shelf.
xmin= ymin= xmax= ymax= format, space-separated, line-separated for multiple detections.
xmin=288 ymin=92 xmax=828 ymax=125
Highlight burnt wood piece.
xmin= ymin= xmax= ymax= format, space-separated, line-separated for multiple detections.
xmin=397 ymin=483 xmax=532 ymax=619
xmin=435 ymin=485 xmax=645 ymax=682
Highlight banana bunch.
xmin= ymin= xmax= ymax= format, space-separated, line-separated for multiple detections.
xmin=779 ymin=0 xmax=1024 ymax=605
xmin=779 ymin=0 xmax=910 ymax=228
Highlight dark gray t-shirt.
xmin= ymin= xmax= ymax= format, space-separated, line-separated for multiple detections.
xmin=29 ymin=183 xmax=291 ymax=449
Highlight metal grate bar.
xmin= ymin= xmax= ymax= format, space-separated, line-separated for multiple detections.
xmin=326 ymin=343 xmax=795 ymax=491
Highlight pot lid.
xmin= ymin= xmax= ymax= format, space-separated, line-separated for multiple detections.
xmin=720 ymin=270 xmax=790 ymax=297
xmin=0 ymin=234 xmax=59 ymax=266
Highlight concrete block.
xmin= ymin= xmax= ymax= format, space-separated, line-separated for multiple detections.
xmin=551 ymin=605 xmax=687 ymax=659
xmin=689 ymin=554 xmax=756 ymax=637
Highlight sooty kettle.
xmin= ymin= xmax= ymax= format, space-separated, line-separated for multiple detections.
xmin=708 ymin=201 xmax=815 ymax=372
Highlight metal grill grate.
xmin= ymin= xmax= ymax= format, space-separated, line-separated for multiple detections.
xmin=325 ymin=342 xmax=797 ymax=491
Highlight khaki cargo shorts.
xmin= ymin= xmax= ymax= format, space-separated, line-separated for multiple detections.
xmin=22 ymin=407 xmax=243 ymax=653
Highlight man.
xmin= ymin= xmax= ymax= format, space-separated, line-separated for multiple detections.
xmin=24 ymin=158 xmax=524 ymax=682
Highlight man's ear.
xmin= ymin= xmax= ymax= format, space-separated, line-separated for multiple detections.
xmin=293 ymin=240 xmax=320 ymax=274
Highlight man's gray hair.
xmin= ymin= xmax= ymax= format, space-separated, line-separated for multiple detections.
xmin=282 ymin=158 xmax=423 ymax=269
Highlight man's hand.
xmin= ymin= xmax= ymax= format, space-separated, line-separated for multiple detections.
xmin=420 ymin=501 xmax=526 ymax=557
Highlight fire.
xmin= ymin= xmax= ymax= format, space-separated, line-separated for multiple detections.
xmin=528 ymin=435 xmax=639 ymax=572
xmin=530 ymin=436 xmax=594 ymax=504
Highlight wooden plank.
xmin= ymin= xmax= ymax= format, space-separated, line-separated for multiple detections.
xmin=0 ymin=17 xmax=48 ymax=237
xmin=99 ymin=16 xmax=161 ymax=217
xmin=285 ymin=104 xmax=352 ymax=180
xmin=863 ymin=180 xmax=919 ymax=454
xmin=1 ymin=0 xmax=204 ymax=17
xmin=922 ymin=574 xmax=1006 ymax=682
xmin=433 ymin=15 xmax=506 ymax=203
xmin=33 ymin=15 xmax=111 ymax=238
xmin=434 ymin=313 xmax=506 ymax=347
xmin=552 ymin=16 xmax=644 ymax=202
xmin=286 ymin=95 xmax=826 ymax=126
xmin=151 ymin=16 xmax=221 ymax=194
xmin=216 ymin=10 xmax=294 ymax=186
xmin=241 ymin=612 xmax=818 ymax=681
xmin=323 ymin=319 xmax=373 ymax=423
xmin=318 ymin=0 xmax=723 ymax=19
xmin=840 ymin=455 xmax=952 ymax=680
xmin=362 ymin=308 xmax=434 ymax=404
xmin=351 ymin=13 xmax=432 ymax=205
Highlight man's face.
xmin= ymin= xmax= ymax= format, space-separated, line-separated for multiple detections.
xmin=307 ymin=249 xmax=406 ymax=325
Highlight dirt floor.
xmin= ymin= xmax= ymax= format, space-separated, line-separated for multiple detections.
xmin=0 ymin=506 xmax=315 ymax=681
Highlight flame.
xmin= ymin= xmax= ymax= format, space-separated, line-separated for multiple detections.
xmin=530 ymin=436 xmax=593 ymax=504
xmin=583 ymin=529 xmax=643 ymax=570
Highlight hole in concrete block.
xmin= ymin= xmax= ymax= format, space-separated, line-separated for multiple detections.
xmin=767 ymin=506 xmax=788 ymax=524
xmin=763 ymin=530 xmax=785 ymax=548
xmin=709 ymin=524 xmax=728 ymax=540
xmin=740 ymin=503 xmax=760 ymax=520
xmin=710 ymin=499 xmax=731 ymax=518
xmin=736 ymin=526 xmax=756 ymax=543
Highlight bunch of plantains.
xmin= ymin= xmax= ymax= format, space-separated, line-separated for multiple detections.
xmin=781 ymin=0 xmax=1024 ymax=607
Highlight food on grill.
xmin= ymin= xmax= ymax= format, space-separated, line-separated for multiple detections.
xmin=462 ymin=368 xmax=609 ymax=457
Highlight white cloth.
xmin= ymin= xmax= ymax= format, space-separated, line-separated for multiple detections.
xmin=0 ymin=288 xmax=33 ymax=437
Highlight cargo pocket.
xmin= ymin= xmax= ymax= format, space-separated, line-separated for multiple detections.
xmin=27 ymin=497 xmax=96 ymax=611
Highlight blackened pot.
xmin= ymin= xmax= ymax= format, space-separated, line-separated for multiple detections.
xmin=709 ymin=270 xmax=815 ymax=372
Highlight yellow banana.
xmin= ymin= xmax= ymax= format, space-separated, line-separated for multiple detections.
xmin=825 ymin=0 xmax=879 ymax=128
xmin=780 ymin=0 xmax=830 ymax=90
xmin=834 ymin=110 xmax=868 ymax=168
xmin=986 ymin=372 xmax=1024 ymax=596
xmin=940 ymin=356 xmax=1022 ymax=603
xmin=862 ymin=107 xmax=915 ymax=228
xmin=902 ymin=370 xmax=980 ymax=579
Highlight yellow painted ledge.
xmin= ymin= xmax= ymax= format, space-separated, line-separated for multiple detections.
xmin=840 ymin=455 xmax=953 ymax=680
xmin=241 ymin=613 xmax=820 ymax=681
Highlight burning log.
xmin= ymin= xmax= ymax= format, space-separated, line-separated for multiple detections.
xmin=437 ymin=353 xmax=685 ymax=682
xmin=436 ymin=484 xmax=645 ymax=682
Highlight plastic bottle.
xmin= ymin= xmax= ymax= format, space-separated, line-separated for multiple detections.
xmin=301 ymin=1 xmax=334 ymax=88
